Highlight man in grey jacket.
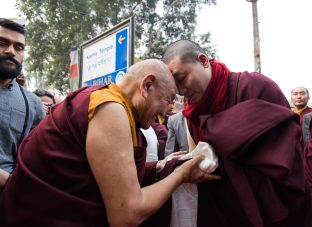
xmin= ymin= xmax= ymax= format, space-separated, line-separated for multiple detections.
xmin=303 ymin=112 xmax=312 ymax=148
xmin=165 ymin=111 xmax=189 ymax=157
xmin=0 ymin=19 xmax=44 ymax=190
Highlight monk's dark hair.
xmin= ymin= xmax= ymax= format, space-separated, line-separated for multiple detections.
xmin=162 ymin=40 xmax=207 ymax=64
xmin=0 ymin=18 xmax=25 ymax=35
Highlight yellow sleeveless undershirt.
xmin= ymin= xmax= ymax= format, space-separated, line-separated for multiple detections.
xmin=87 ymin=84 xmax=137 ymax=146
xmin=293 ymin=106 xmax=308 ymax=115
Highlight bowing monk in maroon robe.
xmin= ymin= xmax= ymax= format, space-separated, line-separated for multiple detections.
xmin=0 ymin=59 xmax=218 ymax=227
xmin=163 ymin=40 xmax=312 ymax=227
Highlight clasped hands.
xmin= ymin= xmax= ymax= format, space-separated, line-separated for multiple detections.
xmin=156 ymin=142 xmax=221 ymax=183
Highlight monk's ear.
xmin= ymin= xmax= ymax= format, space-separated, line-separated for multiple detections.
xmin=140 ymin=74 xmax=156 ymax=99
xmin=197 ymin=53 xmax=209 ymax=68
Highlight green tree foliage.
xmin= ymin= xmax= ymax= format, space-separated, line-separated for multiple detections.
xmin=17 ymin=0 xmax=217 ymax=93
xmin=195 ymin=32 xmax=218 ymax=59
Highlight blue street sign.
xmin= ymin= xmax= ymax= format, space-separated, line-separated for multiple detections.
xmin=115 ymin=29 xmax=128 ymax=71
xmin=80 ymin=17 xmax=134 ymax=87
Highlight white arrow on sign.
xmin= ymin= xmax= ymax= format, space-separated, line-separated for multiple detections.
xmin=118 ymin=35 xmax=126 ymax=44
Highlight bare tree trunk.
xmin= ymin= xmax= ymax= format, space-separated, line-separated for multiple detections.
xmin=247 ymin=0 xmax=261 ymax=73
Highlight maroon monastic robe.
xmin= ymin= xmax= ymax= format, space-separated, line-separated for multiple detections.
xmin=151 ymin=121 xmax=168 ymax=160
xmin=0 ymin=85 xmax=163 ymax=227
xmin=193 ymin=72 xmax=312 ymax=227
xmin=143 ymin=72 xmax=312 ymax=227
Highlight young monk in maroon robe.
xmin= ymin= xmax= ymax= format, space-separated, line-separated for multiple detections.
xmin=162 ymin=40 xmax=312 ymax=227
xmin=0 ymin=59 xmax=220 ymax=227
xmin=291 ymin=86 xmax=312 ymax=124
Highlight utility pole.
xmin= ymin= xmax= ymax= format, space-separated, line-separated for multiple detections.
xmin=247 ymin=0 xmax=261 ymax=73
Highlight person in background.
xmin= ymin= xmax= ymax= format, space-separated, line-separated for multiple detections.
xmin=162 ymin=39 xmax=312 ymax=226
xmin=304 ymin=111 xmax=312 ymax=191
xmin=155 ymin=102 xmax=174 ymax=129
xmin=0 ymin=59 xmax=219 ymax=226
xmin=165 ymin=111 xmax=188 ymax=158
xmin=164 ymin=95 xmax=188 ymax=157
xmin=0 ymin=18 xmax=44 ymax=190
xmin=165 ymin=109 xmax=201 ymax=227
xmin=54 ymin=94 xmax=63 ymax=103
xmin=303 ymin=112 xmax=312 ymax=148
xmin=144 ymin=103 xmax=174 ymax=162
xmin=291 ymin=86 xmax=312 ymax=124
xmin=33 ymin=88 xmax=56 ymax=114
xmin=141 ymin=125 xmax=160 ymax=162
xmin=141 ymin=121 xmax=169 ymax=162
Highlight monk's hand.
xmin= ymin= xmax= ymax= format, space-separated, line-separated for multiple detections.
xmin=166 ymin=150 xmax=188 ymax=161
xmin=156 ymin=151 xmax=188 ymax=175
xmin=177 ymin=155 xmax=221 ymax=184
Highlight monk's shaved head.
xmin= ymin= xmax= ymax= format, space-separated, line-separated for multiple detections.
xmin=127 ymin=59 xmax=168 ymax=78
xmin=121 ymin=59 xmax=175 ymax=90
xmin=291 ymin=86 xmax=309 ymax=97
xmin=119 ymin=59 xmax=177 ymax=129
xmin=291 ymin=86 xmax=310 ymax=109
xmin=162 ymin=40 xmax=207 ymax=64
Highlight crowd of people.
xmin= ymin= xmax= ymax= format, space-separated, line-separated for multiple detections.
xmin=1 ymin=18 xmax=312 ymax=227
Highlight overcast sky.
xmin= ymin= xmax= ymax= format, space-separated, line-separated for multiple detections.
xmin=197 ymin=0 xmax=312 ymax=100
xmin=1 ymin=0 xmax=311 ymax=100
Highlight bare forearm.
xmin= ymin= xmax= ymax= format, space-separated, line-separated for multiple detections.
xmin=123 ymin=170 xmax=184 ymax=226
xmin=106 ymin=170 xmax=184 ymax=227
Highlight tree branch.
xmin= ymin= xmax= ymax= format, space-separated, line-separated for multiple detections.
xmin=144 ymin=0 xmax=183 ymax=57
